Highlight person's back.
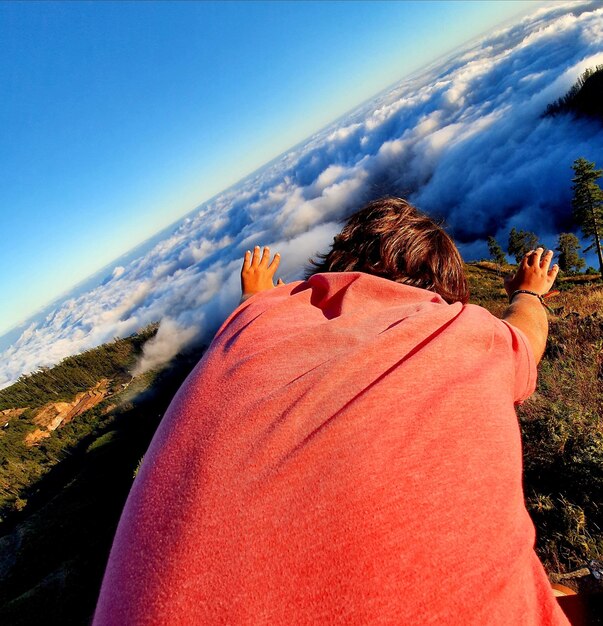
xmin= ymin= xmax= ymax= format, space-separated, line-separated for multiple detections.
xmin=93 ymin=198 xmax=567 ymax=625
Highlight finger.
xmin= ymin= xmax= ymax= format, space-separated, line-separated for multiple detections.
xmin=533 ymin=247 xmax=544 ymax=267
xmin=522 ymin=250 xmax=534 ymax=269
xmin=259 ymin=246 xmax=270 ymax=268
xmin=242 ymin=250 xmax=251 ymax=271
xmin=548 ymin=264 xmax=559 ymax=277
xmin=541 ymin=249 xmax=554 ymax=271
xmin=267 ymin=252 xmax=280 ymax=272
xmin=251 ymin=245 xmax=261 ymax=266
xmin=546 ymin=265 xmax=559 ymax=291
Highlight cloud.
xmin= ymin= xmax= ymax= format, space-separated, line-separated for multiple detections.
xmin=2 ymin=0 xmax=603 ymax=388
xmin=131 ymin=318 xmax=200 ymax=377
xmin=111 ymin=266 xmax=125 ymax=280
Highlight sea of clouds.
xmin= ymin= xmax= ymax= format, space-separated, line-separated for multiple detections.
xmin=2 ymin=0 xmax=603 ymax=388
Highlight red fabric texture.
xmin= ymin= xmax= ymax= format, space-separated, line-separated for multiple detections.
xmin=94 ymin=272 xmax=569 ymax=625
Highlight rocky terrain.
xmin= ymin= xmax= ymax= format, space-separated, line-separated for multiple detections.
xmin=24 ymin=380 xmax=112 ymax=447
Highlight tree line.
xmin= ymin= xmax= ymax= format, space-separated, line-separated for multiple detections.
xmin=487 ymin=157 xmax=603 ymax=275
xmin=0 ymin=325 xmax=157 ymax=411
xmin=544 ymin=64 xmax=603 ymax=117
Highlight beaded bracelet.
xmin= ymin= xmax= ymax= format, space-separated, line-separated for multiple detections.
xmin=509 ymin=289 xmax=555 ymax=313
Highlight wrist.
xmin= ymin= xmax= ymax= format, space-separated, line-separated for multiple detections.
xmin=509 ymin=289 xmax=540 ymax=302
xmin=509 ymin=289 xmax=554 ymax=313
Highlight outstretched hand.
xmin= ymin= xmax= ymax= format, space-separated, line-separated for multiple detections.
xmin=502 ymin=247 xmax=559 ymax=365
xmin=504 ymin=247 xmax=559 ymax=298
xmin=240 ymin=246 xmax=285 ymax=303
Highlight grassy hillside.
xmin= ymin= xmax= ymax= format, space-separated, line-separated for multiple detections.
xmin=468 ymin=262 xmax=603 ymax=583
xmin=0 ymin=265 xmax=601 ymax=624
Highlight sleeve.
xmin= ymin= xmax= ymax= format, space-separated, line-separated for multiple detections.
xmin=498 ymin=319 xmax=538 ymax=405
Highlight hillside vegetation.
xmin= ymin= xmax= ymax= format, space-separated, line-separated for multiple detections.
xmin=468 ymin=262 xmax=603 ymax=586
xmin=0 ymin=266 xmax=601 ymax=624
xmin=0 ymin=326 xmax=204 ymax=625
xmin=0 ymin=325 xmax=157 ymax=411
xmin=545 ymin=65 xmax=603 ymax=120
xmin=0 ymin=326 xmax=158 ymax=521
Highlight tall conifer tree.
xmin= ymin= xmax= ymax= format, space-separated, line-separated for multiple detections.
xmin=571 ymin=157 xmax=603 ymax=275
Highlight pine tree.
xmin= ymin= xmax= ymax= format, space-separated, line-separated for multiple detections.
xmin=571 ymin=157 xmax=603 ymax=276
xmin=508 ymin=228 xmax=540 ymax=263
xmin=486 ymin=236 xmax=506 ymax=265
xmin=555 ymin=233 xmax=585 ymax=273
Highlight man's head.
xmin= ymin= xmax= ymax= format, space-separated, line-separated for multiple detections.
xmin=306 ymin=197 xmax=469 ymax=304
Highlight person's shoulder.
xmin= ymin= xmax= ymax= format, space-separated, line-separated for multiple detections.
xmin=459 ymin=303 xmax=535 ymax=362
xmin=457 ymin=304 xmax=529 ymax=344
xmin=454 ymin=302 xmax=525 ymax=350
xmin=457 ymin=302 xmax=499 ymax=324
xmin=458 ymin=301 xmax=491 ymax=313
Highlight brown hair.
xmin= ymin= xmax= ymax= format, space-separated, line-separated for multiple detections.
xmin=306 ymin=197 xmax=469 ymax=304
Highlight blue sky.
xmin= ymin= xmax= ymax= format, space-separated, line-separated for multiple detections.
xmin=1 ymin=0 xmax=538 ymax=336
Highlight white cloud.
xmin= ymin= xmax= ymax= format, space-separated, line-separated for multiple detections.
xmin=2 ymin=0 xmax=603 ymax=388
xmin=327 ymin=123 xmax=362 ymax=144
xmin=111 ymin=266 xmax=125 ymax=280
xmin=131 ymin=318 xmax=200 ymax=377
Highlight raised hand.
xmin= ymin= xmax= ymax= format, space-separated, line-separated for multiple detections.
xmin=504 ymin=247 xmax=559 ymax=298
xmin=240 ymin=246 xmax=285 ymax=303
xmin=502 ymin=247 xmax=559 ymax=365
